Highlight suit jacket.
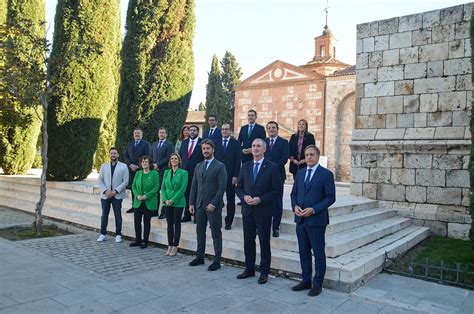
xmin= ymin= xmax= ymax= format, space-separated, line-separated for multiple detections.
xmin=203 ymin=128 xmax=222 ymax=143
xmin=237 ymin=124 xmax=266 ymax=162
xmin=290 ymin=165 xmax=336 ymax=227
xmin=151 ymin=139 xmax=174 ymax=174
xmin=124 ymin=140 xmax=151 ymax=166
xmin=215 ymin=137 xmax=241 ymax=181
xmin=264 ymin=136 xmax=289 ymax=182
xmin=189 ymin=159 xmax=227 ymax=210
xmin=288 ymin=132 xmax=315 ymax=175
xmin=179 ymin=137 xmax=204 ymax=176
xmin=161 ymin=168 xmax=188 ymax=208
xmin=98 ymin=161 xmax=129 ymax=200
xmin=236 ymin=159 xmax=280 ymax=217
xmin=131 ymin=170 xmax=160 ymax=210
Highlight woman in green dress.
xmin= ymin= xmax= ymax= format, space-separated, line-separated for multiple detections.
xmin=130 ymin=155 xmax=160 ymax=249
xmin=161 ymin=153 xmax=188 ymax=256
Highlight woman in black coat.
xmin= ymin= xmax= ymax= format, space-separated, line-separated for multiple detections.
xmin=288 ymin=119 xmax=315 ymax=180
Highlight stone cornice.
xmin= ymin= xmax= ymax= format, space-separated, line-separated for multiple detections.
xmin=350 ymin=139 xmax=471 ymax=154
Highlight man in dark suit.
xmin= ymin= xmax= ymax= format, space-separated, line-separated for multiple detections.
xmin=179 ymin=124 xmax=204 ymax=222
xmin=124 ymin=128 xmax=151 ymax=213
xmin=189 ymin=139 xmax=227 ymax=271
xmin=264 ymin=121 xmax=289 ymax=238
xmin=203 ymin=114 xmax=222 ymax=142
xmin=236 ymin=138 xmax=279 ymax=284
xmin=290 ymin=145 xmax=335 ymax=297
xmin=237 ymin=110 xmax=266 ymax=163
xmin=151 ymin=127 xmax=174 ymax=219
xmin=215 ymin=123 xmax=241 ymax=230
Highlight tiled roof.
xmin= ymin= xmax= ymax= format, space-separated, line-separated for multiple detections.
xmin=330 ymin=65 xmax=356 ymax=77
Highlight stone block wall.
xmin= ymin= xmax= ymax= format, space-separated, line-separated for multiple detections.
xmin=351 ymin=4 xmax=473 ymax=239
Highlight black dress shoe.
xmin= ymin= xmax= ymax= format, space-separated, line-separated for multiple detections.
xmin=158 ymin=213 xmax=166 ymax=219
xmin=140 ymin=242 xmax=148 ymax=249
xmin=181 ymin=217 xmax=191 ymax=223
xmin=258 ymin=275 xmax=268 ymax=284
xmin=189 ymin=258 xmax=205 ymax=266
xmin=129 ymin=241 xmax=141 ymax=247
xmin=207 ymin=262 xmax=221 ymax=271
xmin=272 ymin=229 xmax=280 ymax=238
xmin=126 ymin=208 xmax=134 ymax=213
xmin=225 ymin=225 xmax=231 ymax=230
xmin=308 ymin=287 xmax=322 ymax=296
xmin=236 ymin=270 xmax=255 ymax=279
xmin=291 ymin=282 xmax=311 ymax=291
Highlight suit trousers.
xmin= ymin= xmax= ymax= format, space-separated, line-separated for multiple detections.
xmin=272 ymin=180 xmax=285 ymax=231
xmin=196 ymin=206 xmax=222 ymax=263
xmin=133 ymin=203 xmax=154 ymax=243
xmin=296 ymin=223 xmax=326 ymax=288
xmin=224 ymin=181 xmax=236 ymax=226
xmin=128 ymin=169 xmax=136 ymax=208
xmin=100 ymin=198 xmax=122 ymax=235
xmin=242 ymin=212 xmax=272 ymax=276
xmin=165 ymin=206 xmax=184 ymax=246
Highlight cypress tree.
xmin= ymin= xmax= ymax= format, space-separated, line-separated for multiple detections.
xmin=116 ymin=0 xmax=195 ymax=152
xmin=0 ymin=0 xmax=44 ymax=174
xmin=220 ymin=51 xmax=242 ymax=130
xmin=47 ymin=0 xmax=121 ymax=181
xmin=204 ymin=54 xmax=226 ymax=129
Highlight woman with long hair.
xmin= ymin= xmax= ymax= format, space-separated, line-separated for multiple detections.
xmin=289 ymin=119 xmax=315 ymax=180
xmin=161 ymin=153 xmax=188 ymax=256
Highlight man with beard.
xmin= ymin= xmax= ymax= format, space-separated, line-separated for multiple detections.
xmin=179 ymin=125 xmax=204 ymax=222
xmin=188 ymin=139 xmax=227 ymax=271
xmin=97 ymin=147 xmax=129 ymax=242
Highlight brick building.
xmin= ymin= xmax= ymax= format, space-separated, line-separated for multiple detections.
xmin=234 ymin=25 xmax=356 ymax=181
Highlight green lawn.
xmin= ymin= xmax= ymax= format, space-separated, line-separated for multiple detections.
xmin=387 ymin=236 xmax=474 ymax=289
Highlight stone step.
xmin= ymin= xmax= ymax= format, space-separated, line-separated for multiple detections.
xmin=0 ymin=186 xmax=393 ymax=243
xmin=0 ymin=188 xmax=410 ymax=258
xmin=325 ymin=217 xmax=412 ymax=258
xmin=0 ymin=191 xmax=429 ymax=292
xmin=0 ymin=176 xmax=378 ymax=217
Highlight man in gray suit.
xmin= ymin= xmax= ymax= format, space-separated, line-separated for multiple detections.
xmin=97 ymin=147 xmax=129 ymax=243
xmin=152 ymin=127 xmax=175 ymax=219
xmin=189 ymin=139 xmax=227 ymax=271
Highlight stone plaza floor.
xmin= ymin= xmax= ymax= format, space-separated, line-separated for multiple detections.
xmin=0 ymin=207 xmax=473 ymax=313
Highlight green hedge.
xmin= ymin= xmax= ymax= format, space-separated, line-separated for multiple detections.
xmin=116 ymin=0 xmax=195 ymax=151
xmin=47 ymin=0 xmax=121 ymax=180
xmin=0 ymin=0 xmax=44 ymax=174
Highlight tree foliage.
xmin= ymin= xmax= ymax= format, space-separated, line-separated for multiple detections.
xmin=47 ymin=0 xmax=121 ymax=181
xmin=220 ymin=51 xmax=242 ymax=130
xmin=204 ymin=54 xmax=225 ymax=130
xmin=116 ymin=0 xmax=195 ymax=152
xmin=0 ymin=0 xmax=44 ymax=174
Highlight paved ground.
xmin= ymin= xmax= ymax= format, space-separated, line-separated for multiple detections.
xmin=1 ymin=207 xmax=472 ymax=313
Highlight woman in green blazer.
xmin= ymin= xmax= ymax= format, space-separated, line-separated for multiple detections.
xmin=161 ymin=153 xmax=188 ymax=256
xmin=130 ymin=155 xmax=160 ymax=249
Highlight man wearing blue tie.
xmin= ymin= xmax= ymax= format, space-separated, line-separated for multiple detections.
xmin=290 ymin=145 xmax=335 ymax=296
xmin=203 ymin=114 xmax=222 ymax=142
xmin=236 ymin=138 xmax=279 ymax=284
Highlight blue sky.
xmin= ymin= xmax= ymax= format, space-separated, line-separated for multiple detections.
xmin=45 ymin=0 xmax=466 ymax=109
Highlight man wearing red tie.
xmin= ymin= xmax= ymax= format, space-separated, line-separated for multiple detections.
xmin=178 ymin=125 xmax=204 ymax=222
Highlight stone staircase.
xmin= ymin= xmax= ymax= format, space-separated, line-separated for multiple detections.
xmin=0 ymin=175 xmax=429 ymax=292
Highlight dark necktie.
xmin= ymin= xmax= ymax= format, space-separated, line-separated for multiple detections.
xmin=248 ymin=125 xmax=253 ymax=138
xmin=205 ymin=161 xmax=210 ymax=171
xmin=209 ymin=129 xmax=214 ymax=138
xmin=253 ymin=162 xmax=260 ymax=182
xmin=269 ymin=138 xmax=274 ymax=151
xmin=223 ymin=139 xmax=228 ymax=153
xmin=305 ymin=168 xmax=313 ymax=188
xmin=134 ymin=140 xmax=139 ymax=148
